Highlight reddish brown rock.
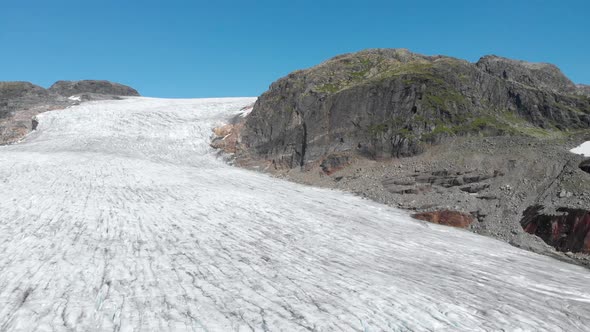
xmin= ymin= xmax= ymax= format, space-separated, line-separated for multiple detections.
xmin=521 ymin=205 xmax=590 ymax=253
xmin=210 ymin=123 xmax=244 ymax=154
xmin=412 ymin=210 xmax=474 ymax=228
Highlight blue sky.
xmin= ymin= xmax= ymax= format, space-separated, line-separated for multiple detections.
xmin=1 ymin=0 xmax=588 ymax=98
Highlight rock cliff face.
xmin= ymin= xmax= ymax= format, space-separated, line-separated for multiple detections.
xmin=48 ymin=80 xmax=139 ymax=97
xmin=238 ymin=49 xmax=590 ymax=169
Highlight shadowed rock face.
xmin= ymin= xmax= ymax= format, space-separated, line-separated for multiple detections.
xmin=238 ymin=49 xmax=590 ymax=169
xmin=412 ymin=210 xmax=474 ymax=228
xmin=48 ymin=80 xmax=139 ymax=97
xmin=521 ymin=205 xmax=590 ymax=253
xmin=580 ymin=159 xmax=590 ymax=174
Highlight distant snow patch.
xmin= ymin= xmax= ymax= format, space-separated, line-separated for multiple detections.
xmin=571 ymin=141 xmax=590 ymax=157
xmin=68 ymin=95 xmax=82 ymax=101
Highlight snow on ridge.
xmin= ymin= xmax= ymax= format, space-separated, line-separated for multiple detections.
xmin=571 ymin=141 xmax=590 ymax=157
xmin=237 ymin=105 xmax=254 ymax=117
xmin=0 ymin=97 xmax=588 ymax=331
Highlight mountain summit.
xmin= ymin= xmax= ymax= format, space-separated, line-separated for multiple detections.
xmin=236 ymin=49 xmax=590 ymax=168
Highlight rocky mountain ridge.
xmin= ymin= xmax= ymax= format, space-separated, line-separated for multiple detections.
xmin=236 ymin=49 xmax=589 ymax=168
xmin=48 ymin=80 xmax=139 ymax=98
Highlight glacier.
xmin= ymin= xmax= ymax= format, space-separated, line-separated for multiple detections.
xmin=0 ymin=97 xmax=588 ymax=331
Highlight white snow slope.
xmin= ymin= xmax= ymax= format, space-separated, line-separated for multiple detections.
xmin=0 ymin=97 xmax=588 ymax=331
xmin=571 ymin=141 xmax=590 ymax=157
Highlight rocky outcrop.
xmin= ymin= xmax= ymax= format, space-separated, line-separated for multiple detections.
xmin=48 ymin=80 xmax=139 ymax=97
xmin=580 ymin=159 xmax=590 ymax=174
xmin=521 ymin=206 xmax=590 ymax=253
xmin=0 ymin=82 xmax=67 ymax=143
xmin=412 ymin=210 xmax=474 ymax=228
xmin=1 ymin=80 xmax=140 ymax=144
xmin=237 ymin=49 xmax=590 ymax=169
xmin=0 ymin=82 xmax=58 ymax=119
xmin=211 ymin=123 xmax=242 ymax=154
xmin=476 ymin=55 xmax=577 ymax=93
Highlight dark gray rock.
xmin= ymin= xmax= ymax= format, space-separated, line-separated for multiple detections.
xmin=238 ymin=49 xmax=590 ymax=169
xmin=0 ymin=82 xmax=61 ymax=119
xmin=48 ymin=80 xmax=139 ymax=97
xmin=475 ymin=55 xmax=577 ymax=93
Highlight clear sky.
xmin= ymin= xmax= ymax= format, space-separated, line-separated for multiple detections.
xmin=1 ymin=0 xmax=588 ymax=98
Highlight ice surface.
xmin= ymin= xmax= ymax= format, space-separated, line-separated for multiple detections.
xmin=0 ymin=97 xmax=588 ymax=331
xmin=237 ymin=105 xmax=253 ymax=117
xmin=571 ymin=141 xmax=590 ymax=157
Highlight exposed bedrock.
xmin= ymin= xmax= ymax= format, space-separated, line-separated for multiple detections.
xmin=48 ymin=80 xmax=139 ymax=97
xmin=476 ymin=55 xmax=578 ymax=93
xmin=0 ymin=82 xmax=57 ymax=120
xmin=238 ymin=49 xmax=590 ymax=169
xmin=521 ymin=205 xmax=590 ymax=253
xmin=412 ymin=210 xmax=474 ymax=228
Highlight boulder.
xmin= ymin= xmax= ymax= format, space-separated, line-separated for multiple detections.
xmin=320 ymin=154 xmax=351 ymax=175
